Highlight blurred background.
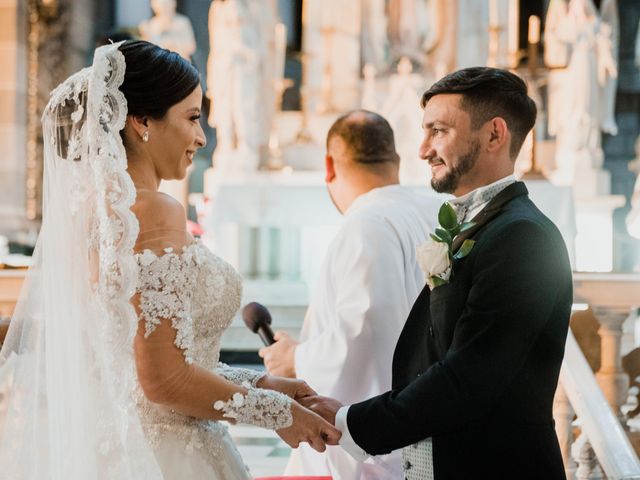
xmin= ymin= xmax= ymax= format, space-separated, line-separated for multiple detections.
xmin=2 ymin=1 xmax=640 ymax=476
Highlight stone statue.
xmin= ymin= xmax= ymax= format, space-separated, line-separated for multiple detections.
xmin=544 ymin=0 xmax=618 ymax=190
xmin=425 ymin=0 xmax=454 ymax=78
xmin=636 ymin=17 xmax=640 ymax=67
xmin=139 ymin=0 xmax=196 ymax=60
xmin=361 ymin=0 xmax=389 ymax=71
xmin=207 ymin=0 xmax=277 ymax=173
xmin=386 ymin=0 xmax=441 ymax=69
xmin=627 ymin=139 xmax=640 ymax=239
xmin=381 ymin=57 xmax=427 ymax=184
xmin=361 ymin=63 xmax=379 ymax=111
xmin=600 ymin=0 xmax=620 ymax=134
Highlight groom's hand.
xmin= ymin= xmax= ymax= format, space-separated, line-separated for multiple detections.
xmin=276 ymin=401 xmax=342 ymax=452
xmin=256 ymin=375 xmax=316 ymax=401
xmin=259 ymin=331 xmax=298 ymax=378
xmin=299 ymin=395 xmax=343 ymax=425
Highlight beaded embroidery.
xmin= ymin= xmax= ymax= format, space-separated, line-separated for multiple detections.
xmin=216 ymin=362 xmax=264 ymax=388
xmin=133 ymin=241 xmax=290 ymax=470
xmin=134 ymin=241 xmax=241 ymax=367
xmin=213 ymin=388 xmax=293 ymax=430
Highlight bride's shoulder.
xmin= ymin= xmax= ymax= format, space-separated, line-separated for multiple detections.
xmin=132 ymin=190 xmax=186 ymax=230
xmin=132 ymin=190 xmax=190 ymax=253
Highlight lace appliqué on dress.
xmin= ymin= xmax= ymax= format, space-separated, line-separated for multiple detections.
xmin=134 ymin=242 xmax=243 ymax=368
xmin=214 ymin=388 xmax=293 ymax=430
xmin=136 ymin=246 xmax=197 ymax=363
xmin=216 ymin=362 xmax=264 ymax=388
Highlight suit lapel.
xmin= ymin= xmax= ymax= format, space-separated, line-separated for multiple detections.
xmin=451 ymin=181 xmax=528 ymax=253
xmin=393 ymin=182 xmax=529 ymax=387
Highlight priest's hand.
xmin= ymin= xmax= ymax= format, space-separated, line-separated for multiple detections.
xmin=298 ymin=395 xmax=343 ymax=426
xmin=277 ymin=401 xmax=342 ymax=451
xmin=259 ymin=331 xmax=298 ymax=378
xmin=256 ymin=375 xmax=316 ymax=401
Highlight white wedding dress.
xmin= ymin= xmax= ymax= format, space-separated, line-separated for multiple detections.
xmin=134 ymin=241 xmax=254 ymax=479
xmin=0 ymin=42 xmax=292 ymax=479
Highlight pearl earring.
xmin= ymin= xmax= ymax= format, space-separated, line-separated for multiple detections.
xmin=142 ymin=131 xmax=149 ymax=143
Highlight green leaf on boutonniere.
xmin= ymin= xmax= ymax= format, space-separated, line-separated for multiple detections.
xmin=435 ymin=228 xmax=452 ymax=245
xmin=454 ymin=239 xmax=476 ymax=260
xmin=430 ymin=233 xmax=446 ymax=243
xmin=430 ymin=275 xmax=448 ymax=287
xmin=438 ymin=202 xmax=457 ymax=231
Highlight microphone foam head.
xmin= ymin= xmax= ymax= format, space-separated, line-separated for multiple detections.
xmin=242 ymin=302 xmax=272 ymax=333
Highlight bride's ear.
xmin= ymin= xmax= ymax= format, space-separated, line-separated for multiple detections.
xmin=127 ymin=115 xmax=149 ymax=141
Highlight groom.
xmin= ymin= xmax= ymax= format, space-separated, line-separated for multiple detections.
xmin=302 ymin=67 xmax=572 ymax=479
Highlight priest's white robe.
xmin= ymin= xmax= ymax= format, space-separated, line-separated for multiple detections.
xmin=286 ymin=185 xmax=440 ymax=480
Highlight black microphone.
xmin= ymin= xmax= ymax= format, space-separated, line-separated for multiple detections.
xmin=242 ymin=302 xmax=276 ymax=346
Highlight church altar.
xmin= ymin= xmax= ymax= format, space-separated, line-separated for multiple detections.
xmin=202 ymin=171 xmax=579 ymax=351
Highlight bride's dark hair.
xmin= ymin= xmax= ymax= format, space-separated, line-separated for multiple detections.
xmin=118 ymin=40 xmax=200 ymax=119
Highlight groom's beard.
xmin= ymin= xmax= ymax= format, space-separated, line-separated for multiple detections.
xmin=430 ymin=139 xmax=480 ymax=194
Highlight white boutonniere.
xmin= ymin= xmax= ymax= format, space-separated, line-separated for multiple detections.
xmin=417 ymin=202 xmax=476 ymax=289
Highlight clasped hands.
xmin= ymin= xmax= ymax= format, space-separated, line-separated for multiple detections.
xmin=256 ymin=375 xmax=344 ymax=453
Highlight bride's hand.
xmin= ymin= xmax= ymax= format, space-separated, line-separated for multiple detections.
xmin=276 ymin=401 xmax=342 ymax=452
xmin=256 ymin=375 xmax=316 ymax=401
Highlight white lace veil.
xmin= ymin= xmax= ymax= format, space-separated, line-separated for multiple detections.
xmin=0 ymin=43 xmax=162 ymax=479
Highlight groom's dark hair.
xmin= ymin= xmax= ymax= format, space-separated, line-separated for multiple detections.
xmin=421 ymin=67 xmax=537 ymax=160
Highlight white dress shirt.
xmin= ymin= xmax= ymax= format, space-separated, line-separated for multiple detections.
xmin=286 ymin=185 xmax=440 ymax=480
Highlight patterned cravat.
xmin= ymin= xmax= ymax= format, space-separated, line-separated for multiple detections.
xmin=452 ymin=203 xmax=467 ymax=224
xmin=449 ymin=178 xmax=516 ymax=223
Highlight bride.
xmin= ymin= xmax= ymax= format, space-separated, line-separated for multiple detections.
xmin=0 ymin=40 xmax=339 ymax=479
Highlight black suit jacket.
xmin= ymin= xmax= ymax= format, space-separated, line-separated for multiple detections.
xmin=347 ymin=182 xmax=572 ymax=479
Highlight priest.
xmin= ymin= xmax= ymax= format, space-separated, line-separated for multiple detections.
xmin=259 ymin=110 xmax=441 ymax=479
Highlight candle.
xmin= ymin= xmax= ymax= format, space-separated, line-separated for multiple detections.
xmin=508 ymin=0 xmax=519 ymax=63
xmin=528 ymin=15 xmax=540 ymax=44
xmin=274 ymin=22 xmax=287 ymax=80
xmin=489 ymin=0 xmax=499 ymax=28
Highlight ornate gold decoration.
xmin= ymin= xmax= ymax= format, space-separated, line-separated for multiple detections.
xmin=26 ymin=0 xmax=41 ymax=220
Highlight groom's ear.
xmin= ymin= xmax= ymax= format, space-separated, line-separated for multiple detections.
xmin=485 ymin=117 xmax=509 ymax=154
xmin=325 ymin=154 xmax=336 ymax=183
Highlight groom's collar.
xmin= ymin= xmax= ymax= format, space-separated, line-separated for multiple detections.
xmin=451 ymin=181 xmax=528 ymax=253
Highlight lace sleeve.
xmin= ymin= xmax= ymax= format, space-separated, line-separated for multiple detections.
xmin=214 ymin=388 xmax=293 ymax=430
xmin=135 ymin=247 xmax=198 ymax=363
xmin=216 ymin=362 xmax=265 ymax=388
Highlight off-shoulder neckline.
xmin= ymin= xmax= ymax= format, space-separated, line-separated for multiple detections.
xmin=134 ymin=239 xmax=202 ymax=259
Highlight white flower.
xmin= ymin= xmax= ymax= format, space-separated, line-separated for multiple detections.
xmin=232 ymin=392 xmax=245 ymax=407
xmin=138 ymin=249 xmax=157 ymax=267
xmin=417 ymin=239 xmax=451 ymax=288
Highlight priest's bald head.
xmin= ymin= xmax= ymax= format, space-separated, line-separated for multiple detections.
xmin=325 ymin=110 xmax=400 ymax=214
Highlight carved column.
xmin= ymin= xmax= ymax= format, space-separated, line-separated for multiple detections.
xmin=0 ymin=0 xmax=28 ymax=234
xmin=573 ymin=435 xmax=604 ymax=480
xmin=593 ymin=306 xmax=630 ymax=424
xmin=554 ymin=382 xmax=577 ymax=477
